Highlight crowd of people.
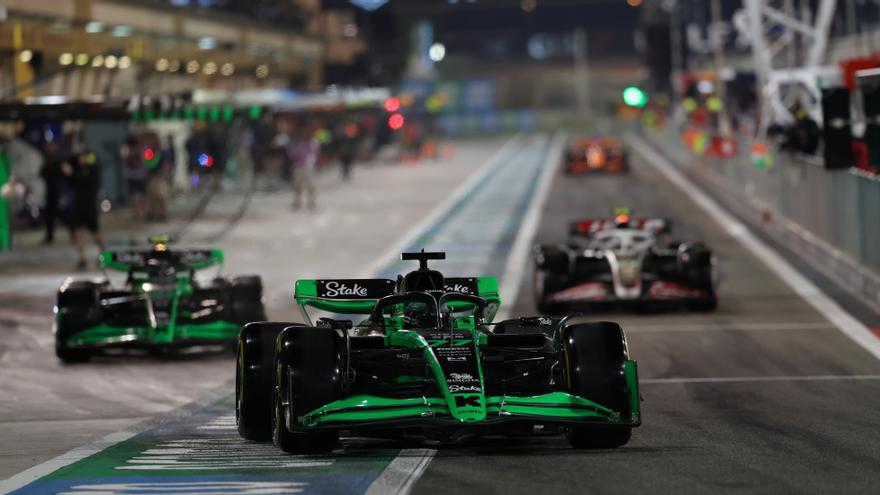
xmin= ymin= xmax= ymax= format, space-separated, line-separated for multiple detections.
xmin=0 ymin=108 xmax=411 ymax=268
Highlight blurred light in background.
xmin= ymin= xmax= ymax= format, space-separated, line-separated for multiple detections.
xmin=626 ymin=0 xmax=642 ymax=6
xmin=91 ymin=55 xmax=104 ymax=68
xmin=198 ymin=37 xmax=217 ymax=50
xmin=100 ymin=199 xmax=112 ymax=213
xmin=155 ymin=58 xmax=169 ymax=72
xmin=111 ymin=25 xmax=132 ymax=37
xmin=198 ymin=153 xmax=214 ymax=168
xmin=19 ymin=50 xmax=33 ymax=63
xmin=384 ymin=97 xmax=401 ymax=112
xmin=697 ymin=80 xmax=714 ymax=94
xmin=622 ymin=86 xmax=648 ymax=107
xmin=104 ymin=55 xmax=118 ymax=69
xmin=85 ymin=21 xmax=103 ymax=33
xmin=349 ymin=0 xmax=389 ymax=11
xmin=388 ymin=113 xmax=405 ymax=130
xmin=429 ymin=43 xmax=446 ymax=63
xmin=255 ymin=64 xmax=270 ymax=78
xmin=118 ymin=56 xmax=132 ymax=69
xmin=220 ymin=63 xmax=235 ymax=76
xmin=58 ymin=53 xmax=73 ymax=66
xmin=186 ymin=61 xmax=200 ymax=74
xmin=343 ymin=23 xmax=358 ymax=37
xmin=521 ymin=0 xmax=537 ymax=13
xmin=169 ymin=60 xmax=181 ymax=72
xmin=203 ymin=61 xmax=218 ymax=75
xmin=75 ymin=53 xmax=89 ymax=66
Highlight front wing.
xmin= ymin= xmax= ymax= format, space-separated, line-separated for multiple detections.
xmin=61 ymin=320 xmax=241 ymax=349
xmin=294 ymin=362 xmax=641 ymax=431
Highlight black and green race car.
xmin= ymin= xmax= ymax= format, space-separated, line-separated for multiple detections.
xmin=236 ymin=251 xmax=640 ymax=453
xmin=55 ymin=236 xmax=265 ymax=362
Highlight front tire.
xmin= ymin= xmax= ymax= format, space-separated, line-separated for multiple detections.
xmin=273 ymin=326 xmax=343 ymax=454
xmin=561 ymin=320 xmax=633 ymax=449
xmin=55 ymin=281 xmax=101 ymax=363
xmin=237 ymin=322 xmax=300 ymax=442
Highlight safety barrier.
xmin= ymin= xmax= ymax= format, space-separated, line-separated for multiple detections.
xmin=648 ymin=126 xmax=880 ymax=311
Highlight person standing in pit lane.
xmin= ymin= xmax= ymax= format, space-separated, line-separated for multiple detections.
xmin=39 ymin=140 xmax=64 ymax=244
xmin=62 ymin=149 xmax=106 ymax=269
xmin=291 ymin=129 xmax=319 ymax=211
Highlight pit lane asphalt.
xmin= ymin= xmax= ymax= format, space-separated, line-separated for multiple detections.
xmin=0 ymin=138 xmax=510 ymax=480
xmin=411 ymin=139 xmax=880 ymax=494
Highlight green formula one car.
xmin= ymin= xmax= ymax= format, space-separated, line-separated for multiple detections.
xmin=236 ymin=251 xmax=640 ymax=453
xmin=55 ymin=236 xmax=265 ymax=363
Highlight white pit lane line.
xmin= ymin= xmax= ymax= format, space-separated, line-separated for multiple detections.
xmin=627 ymin=134 xmax=880 ymax=362
xmin=642 ymin=374 xmax=880 ymax=385
xmin=0 ymin=135 xmax=526 ymax=495
xmin=494 ymin=132 xmax=567 ymax=321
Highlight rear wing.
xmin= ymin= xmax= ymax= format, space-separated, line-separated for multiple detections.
xmin=98 ymin=249 xmax=224 ymax=272
xmin=294 ymin=276 xmax=502 ymax=319
xmin=569 ymin=218 xmax=671 ymax=237
xmin=295 ymin=279 xmax=397 ymax=314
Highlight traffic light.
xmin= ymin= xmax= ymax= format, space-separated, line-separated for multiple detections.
xmin=622 ymin=86 xmax=648 ymax=108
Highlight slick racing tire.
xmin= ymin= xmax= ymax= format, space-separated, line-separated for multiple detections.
xmin=534 ymin=270 xmax=566 ymax=316
xmin=681 ymin=246 xmax=718 ymax=312
xmin=55 ymin=281 xmax=102 ymax=363
xmin=273 ymin=326 xmax=343 ymax=454
xmin=231 ymin=275 xmax=265 ymax=326
xmin=561 ymin=320 xmax=633 ymax=449
xmin=237 ymin=322 xmax=301 ymax=442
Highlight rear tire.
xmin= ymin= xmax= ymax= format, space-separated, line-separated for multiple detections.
xmin=231 ymin=275 xmax=265 ymax=326
xmin=533 ymin=269 xmax=566 ymax=315
xmin=561 ymin=320 xmax=633 ymax=449
xmin=236 ymin=322 xmax=301 ymax=442
xmin=273 ymin=326 xmax=344 ymax=454
xmin=55 ymin=281 xmax=101 ymax=364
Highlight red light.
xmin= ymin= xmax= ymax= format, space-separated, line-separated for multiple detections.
xmin=388 ymin=113 xmax=405 ymax=131
xmin=615 ymin=214 xmax=630 ymax=225
xmin=143 ymin=148 xmax=155 ymax=161
xmin=384 ymin=97 xmax=401 ymax=113
xmin=344 ymin=122 xmax=359 ymax=138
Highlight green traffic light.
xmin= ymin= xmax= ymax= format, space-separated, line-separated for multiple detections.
xmin=622 ymin=86 xmax=648 ymax=108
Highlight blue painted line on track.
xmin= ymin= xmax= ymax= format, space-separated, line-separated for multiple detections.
xmin=9 ymin=135 xmax=555 ymax=495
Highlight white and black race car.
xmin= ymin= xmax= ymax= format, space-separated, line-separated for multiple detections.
xmin=533 ymin=211 xmax=718 ymax=314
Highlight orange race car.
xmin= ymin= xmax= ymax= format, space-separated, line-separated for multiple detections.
xmin=563 ymin=136 xmax=629 ymax=174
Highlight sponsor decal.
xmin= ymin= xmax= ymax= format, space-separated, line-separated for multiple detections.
xmin=443 ymin=278 xmax=479 ymax=295
xmin=648 ymin=281 xmax=705 ymax=299
xmin=316 ymin=279 xmax=395 ymax=299
xmin=548 ymin=282 xmax=609 ymax=303
xmin=448 ymin=372 xmax=475 ymax=382
xmin=179 ymin=250 xmax=212 ymax=264
xmin=324 ymin=282 xmax=368 ymax=297
xmin=449 ymin=384 xmax=482 ymax=393
xmin=113 ymin=251 xmax=146 ymax=265
xmin=426 ymin=332 xmax=469 ymax=341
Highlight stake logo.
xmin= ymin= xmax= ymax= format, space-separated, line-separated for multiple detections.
xmin=323 ymin=281 xmax=368 ymax=298
xmin=449 ymin=384 xmax=482 ymax=393
xmin=444 ymin=283 xmax=473 ymax=294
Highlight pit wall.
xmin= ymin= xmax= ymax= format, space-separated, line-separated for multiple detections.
xmin=643 ymin=126 xmax=880 ymax=313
